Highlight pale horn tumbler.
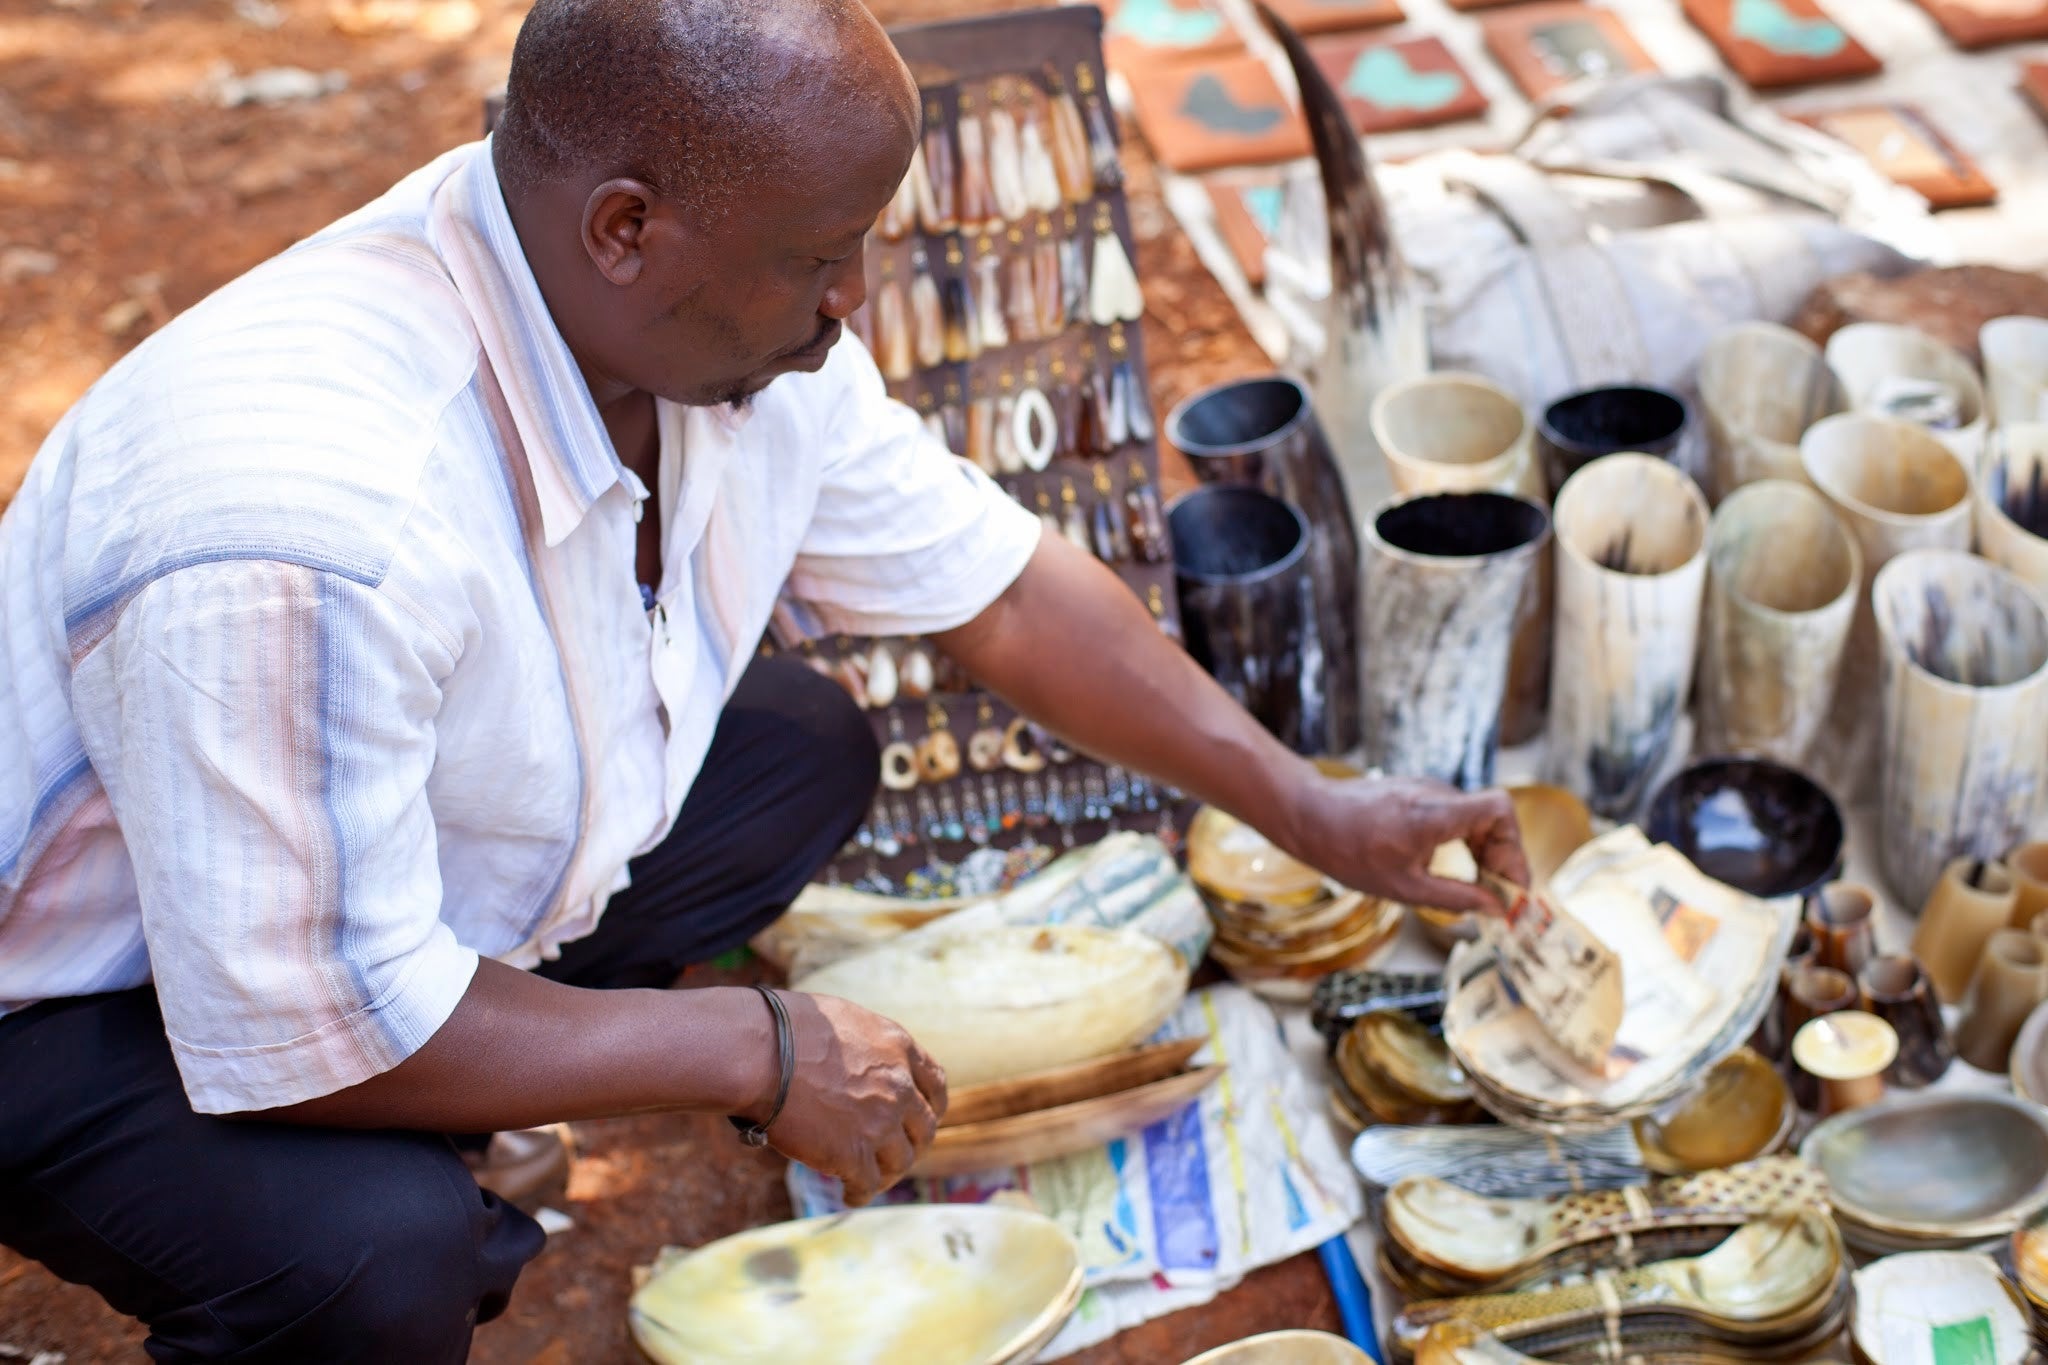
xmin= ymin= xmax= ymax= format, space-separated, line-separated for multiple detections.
xmin=1361 ymin=490 xmax=1549 ymax=789
xmin=1696 ymin=480 xmax=1860 ymax=765
xmin=1545 ymin=454 xmax=1710 ymax=819
xmin=1872 ymin=550 xmax=2048 ymax=908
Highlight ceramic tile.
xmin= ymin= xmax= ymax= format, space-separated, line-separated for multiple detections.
xmin=1204 ymin=176 xmax=1288 ymax=287
xmin=1308 ymin=34 xmax=1490 ymax=135
xmin=1797 ymin=104 xmax=1998 ymax=210
xmin=1681 ymin=0 xmax=1881 ymax=88
xmin=1101 ymin=0 xmax=1242 ymax=76
xmin=1480 ymin=2 xmax=1660 ymax=102
xmin=1263 ymin=0 xmax=1404 ymax=37
xmin=2024 ymin=61 xmax=2048 ymax=123
xmin=1913 ymin=0 xmax=2048 ymax=50
xmin=1125 ymin=53 xmax=1313 ymax=172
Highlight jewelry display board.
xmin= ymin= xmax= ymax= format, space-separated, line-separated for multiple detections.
xmin=784 ymin=5 xmax=1191 ymax=897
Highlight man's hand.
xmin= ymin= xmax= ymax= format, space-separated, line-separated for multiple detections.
xmin=1281 ymin=773 xmax=1530 ymax=916
xmin=753 ymin=993 xmax=947 ymax=1207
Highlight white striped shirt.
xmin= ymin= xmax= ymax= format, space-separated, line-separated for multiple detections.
xmin=0 ymin=140 xmax=1042 ymax=1114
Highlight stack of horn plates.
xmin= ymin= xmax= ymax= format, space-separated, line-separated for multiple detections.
xmin=1388 ymin=1211 xmax=1849 ymax=1364
xmin=1328 ymin=1011 xmax=1480 ymax=1135
xmin=1375 ymin=1156 xmax=1828 ymax=1299
xmin=1442 ymin=830 xmax=1797 ymax=1135
xmin=629 ymin=1204 xmax=1083 ymax=1365
xmin=1188 ymin=805 xmax=1404 ymax=1002
xmin=913 ymin=1037 xmax=1224 ymax=1178
xmin=1801 ymin=1094 xmax=2048 ymax=1255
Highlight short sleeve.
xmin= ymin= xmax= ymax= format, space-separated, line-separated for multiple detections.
xmin=785 ymin=337 xmax=1043 ymax=637
xmin=69 ymin=560 xmax=478 ymax=1114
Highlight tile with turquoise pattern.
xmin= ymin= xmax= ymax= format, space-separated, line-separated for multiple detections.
xmin=1203 ymin=174 xmax=1287 ymax=286
xmin=1101 ymin=0 xmax=1242 ymax=76
xmin=1308 ymin=34 xmax=1488 ymax=135
xmin=1682 ymin=0 xmax=1880 ymax=88
xmin=1480 ymin=3 xmax=1659 ymax=101
xmin=1126 ymin=53 xmax=1312 ymax=172
xmin=1914 ymin=0 xmax=2048 ymax=50
xmin=1263 ymin=0 xmax=1403 ymax=38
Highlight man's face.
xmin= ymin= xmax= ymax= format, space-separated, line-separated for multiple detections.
xmin=616 ymin=97 xmax=916 ymax=408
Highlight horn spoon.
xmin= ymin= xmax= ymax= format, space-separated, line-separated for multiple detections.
xmin=1390 ymin=1211 xmax=1842 ymax=1355
xmin=1383 ymin=1156 xmax=1825 ymax=1282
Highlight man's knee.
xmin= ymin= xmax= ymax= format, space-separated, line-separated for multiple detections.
xmin=768 ymin=656 xmax=881 ymax=828
xmin=154 ymin=1149 xmax=542 ymax=1364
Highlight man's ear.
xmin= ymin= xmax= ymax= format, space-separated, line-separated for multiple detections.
xmin=581 ymin=178 xmax=662 ymax=286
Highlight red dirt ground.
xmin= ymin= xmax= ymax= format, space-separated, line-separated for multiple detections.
xmin=0 ymin=0 xmax=1341 ymax=1358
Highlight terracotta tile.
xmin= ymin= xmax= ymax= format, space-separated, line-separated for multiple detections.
xmin=1309 ymin=33 xmax=1490 ymax=135
xmin=1796 ymin=104 xmax=1997 ymax=210
xmin=1102 ymin=0 xmax=1243 ymax=76
xmin=1481 ymin=3 xmax=1660 ymax=102
xmin=1681 ymin=0 xmax=1880 ymax=88
xmin=2023 ymin=61 xmax=2048 ymax=123
xmin=1204 ymin=174 xmax=1287 ymax=286
xmin=1126 ymin=54 xmax=1313 ymax=172
xmin=1264 ymin=0 xmax=1404 ymax=38
xmin=1913 ymin=0 xmax=2048 ymax=50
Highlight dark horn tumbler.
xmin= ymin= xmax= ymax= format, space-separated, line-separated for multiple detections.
xmin=1167 ymin=376 xmax=1363 ymax=756
xmin=1169 ymin=485 xmax=1314 ymax=754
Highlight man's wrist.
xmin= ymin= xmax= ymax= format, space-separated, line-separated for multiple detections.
xmin=668 ymin=985 xmax=782 ymax=1120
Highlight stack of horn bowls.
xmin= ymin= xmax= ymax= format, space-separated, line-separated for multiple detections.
xmin=1328 ymin=1011 xmax=1478 ymax=1135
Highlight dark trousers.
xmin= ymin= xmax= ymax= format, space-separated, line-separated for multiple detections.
xmin=0 ymin=659 xmax=876 ymax=1364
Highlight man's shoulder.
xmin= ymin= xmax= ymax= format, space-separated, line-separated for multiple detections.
xmin=42 ymin=223 xmax=495 ymax=631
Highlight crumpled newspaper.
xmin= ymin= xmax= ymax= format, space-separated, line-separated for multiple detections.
xmin=788 ymin=985 xmax=1361 ymax=1359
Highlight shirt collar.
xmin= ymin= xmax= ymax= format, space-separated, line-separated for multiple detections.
xmin=429 ymin=140 xmax=624 ymax=547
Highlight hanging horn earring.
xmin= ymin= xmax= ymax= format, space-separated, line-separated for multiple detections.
xmin=1080 ymin=350 xmax=1114 ymax=458
xmin=1013 ymin=372 xmax=1057 ymax=473
xmin=965 ymin=386 xmax=997 ymax=475
xmin=832 ymin=641 xmax=870 ymax=709
xmin=922 ymin=95 xmax=958 ymax=235
xmin=915 ymin=702 xmax=962 ymax=784
xmin=878 ymin=144 xmax=922 ymax=243
xmin=1049 ymin=355 xmax=1081 ymax=461
xmin=1074 ymin=62 xmax=1123 ymax=192
xmin=1019 ymin=99 xmax=1062 ymax=216
xmin=1043 ymin=65 xmax=1095 ymax=206
xmin=881 ymin=713 xmax=919 ymax=791
xmin=1101 ymin=359 xmax=1131 ymax=451
xmin=1090 ymin=464 xmax=1131 ymax=562
xmin=992 ymin=376 xmax=1023 ymax=475
xmin=874 ymin=259 xmax=913 ymax=383
xmin=1034 ymin=487 xmax=1060 ymax=539
xmin=1058 ymin=477 xmax=1091 ymax=554
xmin=866 ymin=639 xmax=899 ymax=708
xmin=909 ymin=245 xmax=945 ymax=372
xmin=1032 ymin=217 xmax=1065 ymax=337
xmin=1109 ymin=326 xmax=1156 ymax=443
xmin=986 ymin=83 xmax=1029 ymax=225
xmin=1002 ymin=715 xmax=1048 ymax=773
xmin=968 ymin=699 xmax=1005 ymax=772
xmin=1059 ymin=206 xmax=1089 ymax=326
xmin=1126 ymin=459 xmax=1169 ymax=564
xmin=973 ymin=240 xmax=1009 ymax=352
xmin=1088 ymin=205 xmax=1143 ymax=326
xmin=955 ymin=91 xmax=997 ymax=232
xmin=1004 ymin=228 xmax=1041 ymax=344
xmin=1147 ymin=584 xmax=1181 ymax=642
xmin=939 ymin=382 xmax=967 ymax=459
xmin=899 ymin=637 xmax=936 ymax=701
xmin=941 ymin=238 xmax=978 ymax=364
